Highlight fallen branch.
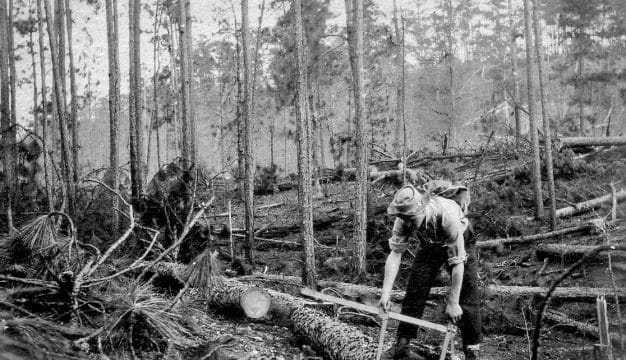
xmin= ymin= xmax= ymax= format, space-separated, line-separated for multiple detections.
xmin=557 ymin=136 xmax=626 ymax=150
xmin=536 ymin=244 xmax=626 ymax=263
xmin=555 ymin=190 xmax=626 ymax=218
xmin=476 ymin=221 xmax=605 ymax=249
xmin=543 ymin=309 xmax=622 ymax=347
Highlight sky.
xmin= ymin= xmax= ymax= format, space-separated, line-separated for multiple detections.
xmin=10 ymin=0 xmax=487 ymax=126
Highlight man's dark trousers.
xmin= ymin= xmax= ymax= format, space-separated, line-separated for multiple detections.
xmin=397 ymin=240 xmax=482 ymax=346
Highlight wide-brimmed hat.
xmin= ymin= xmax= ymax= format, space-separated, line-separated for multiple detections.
xmin=387 ymin=185 xmax=428 ymax=216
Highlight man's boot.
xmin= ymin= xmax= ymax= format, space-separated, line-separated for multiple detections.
xmin=464 ymin=345 xmax=480 ymax=360
xmin=382 ymin=338 xmax=410 ymax=359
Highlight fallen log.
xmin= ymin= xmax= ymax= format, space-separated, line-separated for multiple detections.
xmin=238 ymin=274 xmax=626 ymax=303
xmin=557 ymin=136 xmax=626 ymax=150
xmin=476 ymin=221 xmax=605 ymax=249
xmin=543 ymin=309 xmax=622 ymax=347
xmin=536 ymin=244 xmax=626 ymax=263
xmin=291 ymin=307 xmax=378 ymax=360
xmin=555 ymin=190 xmax=626 ymax=218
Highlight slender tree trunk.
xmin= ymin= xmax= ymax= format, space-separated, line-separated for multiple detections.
xmin=522 ymin=0 xmax=544 ymax=219
xmin=64 ymin=0 xmax=78 ymax=184
xmin=7 ymin=0 xmax=17 ymax=213
xmin=347 ymin=0 xmax=367 ymax=275
xmin=36 ymin=0 xmax=53 ymax=212
xmin=250 ymin=0 xmax=265 ymax=120
xmin=241 ymin=0 xmax=255 ymax=262
xmin=344 ymin=0 xmax=354 ymax=167
xmin=294 ymin=0 xmax=316 ymax=287
xmin=446 ymin=0 xmax=456 ymax=149
xmin=54 ymin=0 xmax=66 ymax=122
xmin=577 ymin=55 xmax=584 ymax=136
xmin=128 ymin=0 xmax=144 ymax=201
xmin=178 ymin=0 xmax=190 ymax=164
xmin=29 ymin=24 xmax=39 ymax=136
xmin=43 ymin=0 xmax=74 ymax=217
xmin=105 ymin=0 xmax=120 ymax=235
xmin=0 ymin=0 xmax=14 ymax=228
xmin=531 ymin=0 xmax=556 ymax=230
xmin=392 ymin=0 xmax=403 ymax=156
xmin=166 ymin=19 xmax=179 ymax=158
xmin=184 ymin=0 xmax=195 ymax=163
xmin=508 ymin=0 xmax=521 ymax=141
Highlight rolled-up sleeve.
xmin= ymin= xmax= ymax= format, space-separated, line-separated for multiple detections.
xmin=388 ymin=217 xmax=413 ymax=253
xmin=441 ymin=206 xmax=468 ymax=266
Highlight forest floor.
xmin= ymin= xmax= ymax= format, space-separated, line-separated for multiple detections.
xmin=197 ymin=144 xmax=626 ymax=360
xmin=1 ymin=143 xmax=625 ymax=360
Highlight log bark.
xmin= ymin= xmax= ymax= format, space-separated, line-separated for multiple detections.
xmin=557 ymin=136 xmax=626 ymax=150
xmin=291 ymin=307 xmax=378 ymax=360
xmin=536 ymin=244 xmax=626 ymax=263
xmin=476 ymin=221 xmax=604 ymax=249
xmin=555 ymin=190 xmax=626 ymax=218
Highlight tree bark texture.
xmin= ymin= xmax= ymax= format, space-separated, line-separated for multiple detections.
xmin=43 ymin=0 xmax=75 ymax=217
xmin=105 ymin=0 xmax=121 ymax=235
xmin=241 ymin=0 xmax=255 ymax=262
xmin=64 ymin=0 xmax=78 ymax=184
xmin=36 ymin=0 xmax=53 ymax=212
xmin=446 ymin=0 xmax=456 ymax=148
xmin=294 ymin=0 xmax=316 ymax=287
xmin=522 ymin=0 xmax=544 ymax=219
xmin=349 ymin=0 xmax=368 ymax=275
xmin=128 ymin=0 xmax=144 ymax=200
xmin=531 ymin=0 xmax=556 ymax=230
xmin=555 ymin=190 xmax=626 ymax=218
xmin=291 ymin=307 xmax=378 ymax=360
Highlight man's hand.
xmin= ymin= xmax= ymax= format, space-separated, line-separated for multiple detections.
xmin=445 ymin=302 xmax=463 ymax=322
xmin=379 ymin=290 xmax=391 ymax=312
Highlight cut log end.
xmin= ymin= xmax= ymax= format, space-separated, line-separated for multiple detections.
xmin=240 ymin=287 xmax=271 ymax=319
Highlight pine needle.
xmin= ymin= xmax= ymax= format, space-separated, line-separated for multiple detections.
xmin=106 ymin=283 xmax=196 ymax=350
xmin=184 ymin=249 xmax=224 ymax=290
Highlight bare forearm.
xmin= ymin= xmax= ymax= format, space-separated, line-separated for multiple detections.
xmin=449 ymin=263 xmax=464 ymax=304
xmin=382 ymin=251 xmax=402 ymax=293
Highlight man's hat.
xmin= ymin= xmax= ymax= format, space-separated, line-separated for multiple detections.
xmin=387 ymin=185 xmax=429 ymax=216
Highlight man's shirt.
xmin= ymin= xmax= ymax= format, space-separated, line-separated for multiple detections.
xmin=389 ymin=196 xmax=468 ymax=266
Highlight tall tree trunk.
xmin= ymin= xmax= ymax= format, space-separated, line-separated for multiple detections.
xmin=43 ymin=0 xmax=74 ymax=218
xmin=54 ymin=0 xmax=66 ymax=122
xmin=105 ymin=0 xmax=120 ymax=235
xmin=128 ymin=0 xmax=144 ymax=201
xmin=446 ymin=0 xmax=456 ymax=150
xmin=64 ymin=0 xmax=78 ymax=184
xmin=531 ymin=0 xmax=556 ymax=230
xmin=522 ymin=0 xmax=544 ymax=219
xmin=29 ymin=19 xmax=38 ymax=136
xmin=294 ymin=0 xmax=316 ymax=287
xmin=166 ymin=19 xmax=179 ymax=158
xmin=347 ymin=0 xmax=367 ymax=275
xmin=508 ymin=0 xmax=521 ymax=141
xmin=36 ymin=0 xmax=53 ymax=212
xmin=178 ymin=0 xmax=190 ymax=165
xmin=241 ymin=0 xmax=255 ymax=262
xmin=0 ymin=0 xmax=14 ymax=228
xmin=184 ymin=0 xmax=195 ymax=163
xmin=392 ymin=0 xmax=403 ymax=156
